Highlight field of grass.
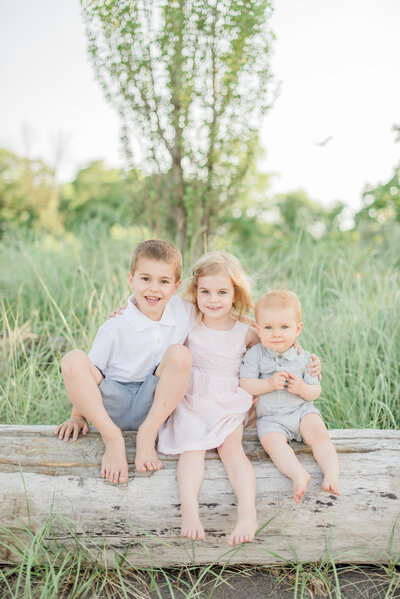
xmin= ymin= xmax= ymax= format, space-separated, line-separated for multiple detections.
xmin=1 ymin=227 xmax=400 ymax=597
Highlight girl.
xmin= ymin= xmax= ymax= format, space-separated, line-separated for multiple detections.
xmin=157 ymin=251 xmax=260 ymax=546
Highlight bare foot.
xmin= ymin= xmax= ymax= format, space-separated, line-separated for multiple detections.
xmin=322 ymin=476 xmax=340 ymax=496
xmin=228 ymin=510 xmax=258 ymax=546
xmin=135 ymin=428 xmax=162 ymax=473
xmin=181 ymin=509 xmax=205 ymax=541
xmin=101 ymin=435 xmax=129 ymax=484
xmin=293 ymin=470 xmax=311 ymax=503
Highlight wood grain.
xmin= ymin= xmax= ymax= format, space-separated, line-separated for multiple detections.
xmin=1 ymin=426 xmax=399 ymax=566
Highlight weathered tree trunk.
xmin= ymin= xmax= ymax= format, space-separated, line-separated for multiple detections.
xmin=0 ymin=426 xmax=399 ymax=567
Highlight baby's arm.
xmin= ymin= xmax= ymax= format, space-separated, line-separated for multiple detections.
xmin=240 ymin=345 xmax=288 ymax=395
xmin=286 ymin=372 xmax=321 ymax=401
xmin=240 ymin=371 xmax=290 ymax=396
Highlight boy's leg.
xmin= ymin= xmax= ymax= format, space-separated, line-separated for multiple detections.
xmin=261 ymin=432 xmax=311 ymax=503
xmin=177 ymin=450 xmax=206 ymax=540
xmin=300 ymin=414 xmax=340 ymax=496
xmin=135 ymin=344 xmax=192 ymax=472
xmin=217 ymin=425 xmax=258 ymax=545
xmin=60 ymin=349 xmax=128 ymax=484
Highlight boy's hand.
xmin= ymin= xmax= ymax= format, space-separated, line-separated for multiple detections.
xmin=270 ymin=371 xmax=289 ymax=391
xmin=107 ymin=305 xmax=127 ymax=319
xmin=286 ymin=372 xmax=304 ymax=395
xmin=307 ymin=354 xmax=322 ymax=380
xmin=54 ymin=416 xmax=89 ymax=442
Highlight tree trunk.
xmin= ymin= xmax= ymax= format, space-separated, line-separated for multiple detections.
xmin=0 ymin=426 xmax=399 ymax=567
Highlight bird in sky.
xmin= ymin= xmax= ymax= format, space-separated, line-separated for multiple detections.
xmin=315 ymin=136 xmax=333 ymax=147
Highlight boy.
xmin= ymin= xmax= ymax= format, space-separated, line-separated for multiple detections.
xmin=240 ymin=290 xmax=340 ymax=503
xmin=55 ymin=239 xmax=194 ymax=484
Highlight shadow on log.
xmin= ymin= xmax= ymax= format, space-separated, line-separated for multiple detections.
xmin=0 ymin=425 xmax=399 ymax=567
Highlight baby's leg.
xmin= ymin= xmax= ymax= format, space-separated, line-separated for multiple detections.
xmin=261 ymin=432 xmax=310 ymax=503
xmin=60 ymin=350 xmax=128 ymax=484
xmin=135 ymin=345 xmax=192 ymax=473
xmin=300 ymin=414 xmax=340 ymax=496
xmin=217 ymin=425 xmax=258 ymax=546
xmin=177 ymin=450 xmax=206 ymax=540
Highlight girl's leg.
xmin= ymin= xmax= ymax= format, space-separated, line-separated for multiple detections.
xmin=60 ymin=350 xmax=128 ymax=484
xmin=217 ymin=425 xmax=258 ymax=546
xmin=135 ymin=345 xmax=192 ymax=472
xmin=300 ymin=414 xmax=340 ymax=496
xmin=177 ymin=450 xmax=206 ymax=540
xmin=261 ymin=432 xmax=311 ymax=503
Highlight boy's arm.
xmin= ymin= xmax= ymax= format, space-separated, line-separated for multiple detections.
xmin=54 ymin=412 xmax=89 ymax=442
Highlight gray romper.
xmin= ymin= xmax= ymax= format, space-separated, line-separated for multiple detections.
xmin=240 ymin=344 xmax=321 ymax=442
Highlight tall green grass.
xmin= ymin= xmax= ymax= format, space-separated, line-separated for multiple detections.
xmin=1 ymin=228 xmax=399 ymax=428
xmin=1 ymin=227 xmax=400 ymax=596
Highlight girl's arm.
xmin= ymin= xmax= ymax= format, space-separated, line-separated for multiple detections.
xmin=245 ymin=325 xmax=260 ymax=348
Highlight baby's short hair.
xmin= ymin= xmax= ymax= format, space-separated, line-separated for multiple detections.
xmin=255 ymin=290 xmax=302 ymax=322
xmin=130 ymin=239 xmax=182 ymax=281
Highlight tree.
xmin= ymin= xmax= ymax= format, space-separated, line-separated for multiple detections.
xmin=0 ymin=148 xmax=62 ymax=235
xmin=355 ymin=164 xmax=400 ymax=232
xmin=82 ymin=0 xmax=274 ymax=253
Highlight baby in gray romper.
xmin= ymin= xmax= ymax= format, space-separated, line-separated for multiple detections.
xmin=240 ymin=290 xmax=340 ymax=503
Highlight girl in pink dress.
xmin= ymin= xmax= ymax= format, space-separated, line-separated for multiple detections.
xmin=158 ymin=251 xmax=260 ymax=546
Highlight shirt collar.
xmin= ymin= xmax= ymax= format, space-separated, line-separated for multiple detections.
xmin=124 ymin=295 xmax=176 ymax=331
xmin=263 ymin=345 xmax=297 ymax=361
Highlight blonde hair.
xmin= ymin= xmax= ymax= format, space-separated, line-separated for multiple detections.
xmin=183 ymin=251 xmax=253 ymax=321
xmin=255 ymin=290 xmax=302 ymax=322
xmin=130 ymin=239 xmax=182 ymax=281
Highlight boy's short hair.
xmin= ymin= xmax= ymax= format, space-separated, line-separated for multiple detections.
xmin=130 ymin=239 xmax=182 ymax=281
xmin=255 ymin=290 xmax=302 ymax=322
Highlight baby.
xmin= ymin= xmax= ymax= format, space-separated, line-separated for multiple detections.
xmin=240 ymin=290 xmax=340 ymax=503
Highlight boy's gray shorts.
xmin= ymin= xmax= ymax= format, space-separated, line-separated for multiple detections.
xmin=257 ymin=403 xmax=322 ymax=443
xmin=99 ymin=373 xmax=159 ymax=431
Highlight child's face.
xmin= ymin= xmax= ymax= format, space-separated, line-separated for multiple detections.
xmin=256 ymin=306 xmax=303 ymax=354
xmin=196 ymin=273 xmax=235 ymax=322
xmin=129 ymin=258 xmax=180 ymax=320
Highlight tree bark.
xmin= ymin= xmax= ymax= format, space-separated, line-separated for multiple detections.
xmin=0 ymin=426 xmax=399 ymax=567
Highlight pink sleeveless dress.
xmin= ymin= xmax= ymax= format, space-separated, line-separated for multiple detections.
xmin=157 ymin=320 xmax=252 ymax=454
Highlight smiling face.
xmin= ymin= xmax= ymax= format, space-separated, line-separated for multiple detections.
xmin=196 ymin=272 xmax=235 ymax=326
xmin=256 ymin=306 xmax=303 ymax=354
xmin=129 ymin=258 xmax=180 ymax=320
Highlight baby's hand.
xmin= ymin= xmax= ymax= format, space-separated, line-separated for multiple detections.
xmin=270 ymin=371 xmax=289 ymax=391
xmin=54 ymin=416 xmax=89 ymax=442
xmin=107 ymin=305 xmax=127 ymax=319
xmin=286 ymin=372 xmax=304 ymax=395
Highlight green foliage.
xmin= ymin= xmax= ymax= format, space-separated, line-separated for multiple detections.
xmin=1 ymin=228 xmax=399 ymax=430
xmin=0 ymin=148 xmax=61 ymax=235
xmin=81 ymin=0 xmax=275 ymax=252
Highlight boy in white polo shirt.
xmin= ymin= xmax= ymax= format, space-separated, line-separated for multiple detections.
xmin=55 ymin=239 xmax=194 ymax=484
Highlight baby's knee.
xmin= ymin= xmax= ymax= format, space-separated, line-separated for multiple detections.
xmin=60 ymin=349 xmax=88 ymax=378
xmin=164 ymin=344 xmax=192 ymax=371
xmin=261 ymin=432 xmax=288 ymax=453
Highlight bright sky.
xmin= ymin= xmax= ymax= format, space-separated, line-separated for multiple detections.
xmin=1 ymin=0 xmax=399 ymax=212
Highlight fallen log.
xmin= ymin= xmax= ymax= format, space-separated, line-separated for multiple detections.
xmin=0 ymin=425 xmax=399 ymax=567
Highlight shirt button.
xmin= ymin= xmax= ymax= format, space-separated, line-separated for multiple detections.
xmin=278 ymin=354 xmax=282 ymax=359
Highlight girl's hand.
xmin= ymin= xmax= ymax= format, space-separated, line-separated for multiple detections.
xmin=270 ymin=371 xmax=289 ymax=391
xmin=307 ymin=354 xmax=322 ymax=381
xmin=107 ymin=305 xmax=127 ymax=319
xmin=286 ymin=372 xmax=304 ymax=395
xmin=54 ymin=416 xmax=89 ymax=442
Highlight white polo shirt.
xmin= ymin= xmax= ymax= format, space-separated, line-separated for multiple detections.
xmin=88 ymin=295 xmax=195 ymax=383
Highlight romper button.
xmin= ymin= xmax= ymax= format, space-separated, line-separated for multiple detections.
xmin=278 ymin=354 xmax=282 ymax=359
